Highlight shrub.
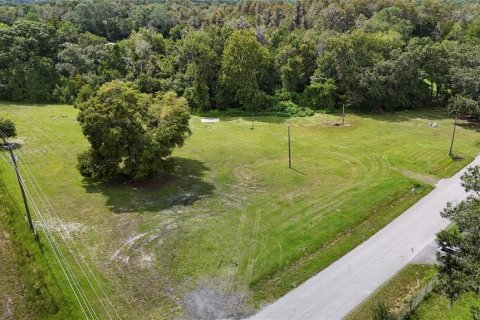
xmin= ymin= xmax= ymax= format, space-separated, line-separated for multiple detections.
xmin=373 ymin=302 xmax=395 ymax=320
xmin=302 ymin=79 xmax=337 ymax=111
xmin=271 ymin=101 xmax=314 ymax=117
xmin=0 ymin=118 xmax=16 ymax=141
xmin=74 ymin=84 xmax=95 ymax=105
xmin=253 ymin=91 xmax=275 ymax=111
xmin=76 ymin=150 xmax=94 ymax=178
xmin=272 ymin=101 xmax=298 ymax=114
xmin=203 ymin=109 xmax=221 ymax=117
xmin=297 ymin=107 xmax=315 ymax=117
xmin=224 ymin=108 xmax=249 ymax=116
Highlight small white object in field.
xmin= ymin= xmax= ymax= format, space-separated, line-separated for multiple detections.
xmin=201 ymin=118 xmax=220 ymax=123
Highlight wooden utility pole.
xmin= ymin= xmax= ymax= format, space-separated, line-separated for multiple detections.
xmin=250 ymin=110 xmax=255 ymax=130
xmin=449 ymin=115 xmax=458 ymax=157
xmin=8 ymin=143 xmax=35 ymax=233
xmin=288 ymin=125 xmax=291 ymax=169
xmin=342 ymin=104 xmax=345 ymax=125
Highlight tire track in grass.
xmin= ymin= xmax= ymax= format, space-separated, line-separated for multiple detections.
xmin=250 ymin=142 xmax=397 ymax=284
xmin=214 ymin=144 xmax=376 ymax=286
xmin=6 ymin=107 xmax=466 ymax=318
xmin=275 ymin=147 xmax=379 ymax=240
xmin=193 ymin=120 xmax=380 ymax=290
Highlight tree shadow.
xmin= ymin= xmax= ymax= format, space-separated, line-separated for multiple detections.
xmin=290 ymin=167 xmax=306 ymax=175
xmin=81 ymin=157 xmax=215 ymax=214
xmin=457 ymin=120 xmax=480 ymax=133
xmin=352 ymin=107 xmax=453 ymax=123
xmin=240 ymin=115 xmax=289 ymax=124
xmin=0 ymin=142 xmax=22 ymax=151
xmin=0 ymin=101 xmax=70 ymax=108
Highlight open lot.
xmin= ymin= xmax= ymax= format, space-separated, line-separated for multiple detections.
xmin=1 ymin=103 xmax=480 ymax=318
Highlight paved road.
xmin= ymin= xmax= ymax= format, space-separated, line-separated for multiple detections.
xmin=250 ymin=156 xmax=480 ymax=320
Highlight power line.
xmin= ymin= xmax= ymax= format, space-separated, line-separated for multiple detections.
xmin=21 ymin=178 xmax=99 ymax=320
xmin=0 ymin=132 xmax=119 ymax=319
xmin=0 ymin=150 xmax=93 ymax=319
xmin=6 ymin=142 xmax=34 ymax=233
xmin=0 ymin=129 xmax=121 ymax=319
xmin=16 ymin=153 xmax=118 ymax=319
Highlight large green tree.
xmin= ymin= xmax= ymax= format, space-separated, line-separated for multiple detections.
xmin=179 ymin=30 xmax=219 ymax=111
xmin=76 ymin=80 xmax=191 ymax=181
xmin=217 ymin=30 xmax=272 ymax=111
xmin=446 ymin=42 xmax=480 ymax=117
xmin=0 ymin=19 xmax=58 ymax=102
xmin=275 ymin=33 xmax=316 ymax=93
xmin=436 ymin=166 xmax=480 ymax=312
xmin=315 ymin=30 xmax=405 ymax=110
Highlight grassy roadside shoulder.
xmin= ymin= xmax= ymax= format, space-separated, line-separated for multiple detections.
xmin=250 ymin=185 xmax=433 ymax=306
xmin=0 ymin=176 xmax=82 ymax=319
xmin=346 ymin=264 xmax=437 ymax=320
xmin=409 ymin=292 xmax=480 ymax=320
xmin=0 ymin=203 xmax=30 ymax=319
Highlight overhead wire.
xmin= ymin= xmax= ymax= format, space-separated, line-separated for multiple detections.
xmin=0 ymin=130 xmax=120 ymax=319
xmin=0 ymin=149 xmax=94 ymax=319
xmin=0 ymin=123 xmax=121 ymax=319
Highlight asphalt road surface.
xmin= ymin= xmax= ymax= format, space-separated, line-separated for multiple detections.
xmin=250 ymin=155 xmax=480 ymax=320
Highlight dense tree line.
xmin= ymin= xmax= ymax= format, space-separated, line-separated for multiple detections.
xmin=0 ymin=0 xmax=480 ymax=115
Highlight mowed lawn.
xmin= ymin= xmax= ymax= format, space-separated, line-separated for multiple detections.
xmin=1 ymin=102 xmax=480 ymax=318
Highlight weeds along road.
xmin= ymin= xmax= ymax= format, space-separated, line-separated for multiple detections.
xmin=249 ymin=155 xmax=480 ymax=320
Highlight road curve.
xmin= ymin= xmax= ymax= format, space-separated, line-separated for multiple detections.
xmin=249 ymin=155 xmax=480 ymax=320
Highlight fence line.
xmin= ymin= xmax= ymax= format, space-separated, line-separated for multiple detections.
xmin=395 ymin=276 xmax=438 ymax=319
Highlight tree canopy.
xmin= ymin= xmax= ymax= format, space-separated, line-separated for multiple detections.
xmin=76 ymin=80 xmax=191 ymax=181
xmin=0 ymin=0 xmax=480 ymax=115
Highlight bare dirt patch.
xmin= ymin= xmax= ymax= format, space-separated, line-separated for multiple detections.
xmin=35 ymin=220 xmax=86 ymax=240
xmin=110 ymin=219 xmax=178 ymax=268
xmin=397 ymin=168 xmax=438 ymax=186
xmin=184 ymin=287 xmax=247 ymax=320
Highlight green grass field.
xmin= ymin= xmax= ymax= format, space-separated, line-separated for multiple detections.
xmin=0 ymin=200 xmax=31 ymax=319
xmin=1 ymin=102 xmax=480 ymax=318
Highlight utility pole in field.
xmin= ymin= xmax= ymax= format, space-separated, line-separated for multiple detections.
xmin=288 ymin=125 xmax=291 ymax=169
xmin=342 ymin=104 xmax=345 ymax=125
xmin=7 ymin=143 xmax=35 ymax=233
xmin=250 ymin=110 xmax=255 ymax=130
xmin=449 ymin=114 xmax=458 ymax=157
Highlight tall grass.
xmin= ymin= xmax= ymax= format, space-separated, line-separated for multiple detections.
xmin=0 ymin=179 xmax=82 ymax=319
